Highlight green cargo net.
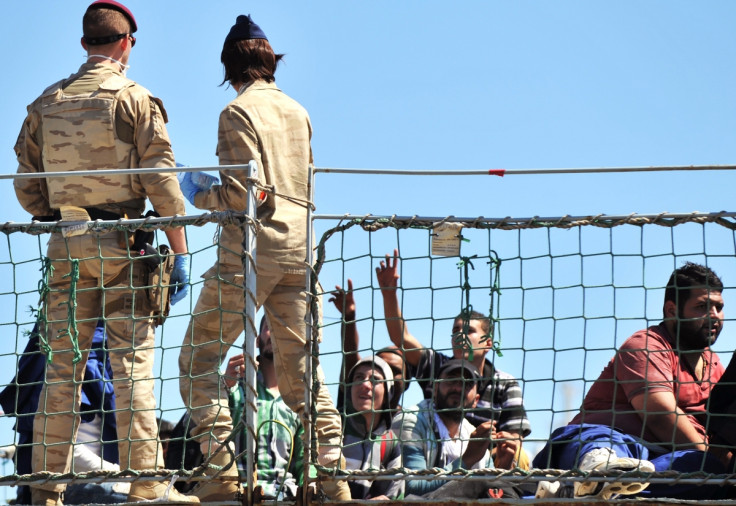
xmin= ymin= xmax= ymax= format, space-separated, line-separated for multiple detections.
xmin=1 ymin=211 xmax=736 ymax=503
xmin=0 ymin=211 xmax=259 ymax=502
xmin=311 ymin=212 xmax=736 ymax=500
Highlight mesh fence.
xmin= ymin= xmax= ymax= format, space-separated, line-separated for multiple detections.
xmin=0 ymin=212 xmax=258 ymax=504
xmin=2 ymin=207 xmax=736 ymax=503
xmin=314 ymin=212 xmax=736 ymax=500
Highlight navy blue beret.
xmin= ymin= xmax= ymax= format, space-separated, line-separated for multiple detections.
xmin=225 ymin=14 xmax=267 ymax=42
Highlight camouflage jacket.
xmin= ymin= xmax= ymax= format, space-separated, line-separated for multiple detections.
xmin=194 ymin=80 xmax=313 ymax=268
xmin=14 ymin=62 xmax=185 ymax=219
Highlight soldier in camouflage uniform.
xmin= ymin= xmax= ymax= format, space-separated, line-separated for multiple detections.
xmin=14 ymin=1 xmax=197 ymax=504
xmin=177 ymin=14 xmax=351 ymax=501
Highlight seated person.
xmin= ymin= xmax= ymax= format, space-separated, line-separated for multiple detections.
xmin=330 ymin=279 xmax=412 ymax=412
xmin=534 ymin=262 xmax=728 ymax=500
xmin=169 ymin=317 xmax=303 ymax=500
xmin=0 ymin=321 xmax=126 ymax=505
xmin=396 ymin=359 xmax=520 ymax=497
xmin=342 ymin=355 xmax=403 ymax=500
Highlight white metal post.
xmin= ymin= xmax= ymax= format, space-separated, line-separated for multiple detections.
xmin=302 ymin=163 xmax=316 ymax=504
xmin=242 ymin=159 xmax=259 ymax=499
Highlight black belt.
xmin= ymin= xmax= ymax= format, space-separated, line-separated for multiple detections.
xmin=34 ymin=208 xmax=123 ymax=222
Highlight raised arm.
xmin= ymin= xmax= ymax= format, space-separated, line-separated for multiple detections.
xmin=329 ymin=279 xmax=360 ymax=382
xmin=376 ymin=250 xmax=422 ymax=368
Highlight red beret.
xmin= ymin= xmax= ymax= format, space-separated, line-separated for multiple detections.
xmin=86 ymin=0 xmax=137 ymax=33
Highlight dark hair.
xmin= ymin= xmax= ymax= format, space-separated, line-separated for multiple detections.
xmin=258 ymin=315 xmax=268 ymax=335
xmin=454 ymin=310 xmax=493 ymax=336
xmin=220 ymin=38 xmax=283 ymax=86
xmin=83 ymin=7 xmax=131 ymax=41
xmin=664 ymin=262 xmax=723 ymax=317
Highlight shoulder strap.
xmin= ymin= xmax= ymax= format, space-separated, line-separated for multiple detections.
xmin=40 ymin=80 xmax=64 ymax=98
xmin=99 ymin=74 xmax=136 ymax=92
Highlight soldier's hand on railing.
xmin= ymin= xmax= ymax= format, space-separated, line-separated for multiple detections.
xmin=177 ymin=171 xmax=219 ymax=205
xmin=170 ymin=255 xmax=189 ymax=305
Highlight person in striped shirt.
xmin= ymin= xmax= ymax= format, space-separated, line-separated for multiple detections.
xmin=375 ymin=250 xmax=531 ymax=444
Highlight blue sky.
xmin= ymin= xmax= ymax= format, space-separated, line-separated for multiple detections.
xmin=1 ymin=1 xmax=736 ymax=489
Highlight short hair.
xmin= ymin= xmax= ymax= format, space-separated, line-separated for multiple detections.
xmin=220 ymin=38 xmax=283 ymax=86
xmin=83 ymin=6 xmax=131 ymax=41
xmin=454 ymin=309 xmax=492 ymax=337
xmin=664 ymin=262 xmax=723 ymax=317
xmin=258 ymin=315 xmax=268 ymax=335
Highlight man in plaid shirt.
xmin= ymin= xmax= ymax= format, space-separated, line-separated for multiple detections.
xmin=225 ymin=317 xmax=303 ymax=500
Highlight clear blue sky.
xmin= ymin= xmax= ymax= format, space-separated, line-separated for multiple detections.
xmin=1 ymin=1 xmax=736 ymax=489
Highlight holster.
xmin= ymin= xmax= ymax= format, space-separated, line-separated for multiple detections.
xmin=144 ymin=244 xmax=175 ymax=326
xmin=104 ymin=243 xmax=175 ymax=327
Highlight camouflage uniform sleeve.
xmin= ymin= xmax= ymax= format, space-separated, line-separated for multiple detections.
xmin=117 ymin=86 xmax=186 ymax=217
xmin=193 ymin=105 xmax=257 ymax=212
xmin=14 ymin=101 xmax=51 ymax=218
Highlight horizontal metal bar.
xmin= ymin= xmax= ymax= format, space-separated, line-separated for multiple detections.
xmin=2 ymin=164 xmax=244 ymax=180
xmin=313 ymin=164 xmax=736 ymax=176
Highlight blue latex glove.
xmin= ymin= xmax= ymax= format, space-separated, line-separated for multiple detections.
xmin=178 ymin=172 xmax=201 ymax=205
xmin=177 ymin=171 xmax=219 ymax=206
xmin=170 ymin=255 xmax=189 ymax=305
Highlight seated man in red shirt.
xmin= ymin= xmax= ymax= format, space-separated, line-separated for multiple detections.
xmin=534 ymin=262 xmax=728 ymax=500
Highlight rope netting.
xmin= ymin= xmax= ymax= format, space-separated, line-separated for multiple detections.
xmin=313 ymin=212 xmax=736 ymax=500
xmin=2 ymin=209 xmax=736 ymax=502
xmin=0 ymin=212 xmax=260 ymax=504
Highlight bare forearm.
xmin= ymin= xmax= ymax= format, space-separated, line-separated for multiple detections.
xmin=643 ymin=411 xmax=707 ymax=451
xmin=632 ymin=391 xmax=707 ymax=451
xmin=342 ymin=313 xmax=360 ymax=382
xmin=381 ymin=291 xmax=421 ymax=366
xmin=164 ymin=227 xmax=187 ymax=255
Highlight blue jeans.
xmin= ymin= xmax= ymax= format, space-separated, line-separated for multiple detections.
xmin=533 ymin=424 xmax=727 ymax=499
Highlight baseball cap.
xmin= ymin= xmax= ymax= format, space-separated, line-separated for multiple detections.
xmin=438 ymin=359 xmax=481 ymax=382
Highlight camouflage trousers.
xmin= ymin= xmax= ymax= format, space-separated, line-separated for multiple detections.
xmin=33 ymin=232 xmax=162 ymax=492
xmin=178 ymin=254 xmax=342 ymax=462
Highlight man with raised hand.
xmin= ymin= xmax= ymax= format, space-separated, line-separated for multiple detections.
xmin=375 ymin=250 xmax=531 ymax=437
xmin=177 ymin=14 xmax=350 ymax=501
xmin=330 ymin=278 xmax=412 ymax=413
xmin=534 ymin=262 xmax=727 ymax=500
xmin=342 ymin=355 xmax=404 ymax=500
xmin=13 ymin=1 xmax=193 ymax=504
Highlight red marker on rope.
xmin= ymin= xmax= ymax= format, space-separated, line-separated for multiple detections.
xmin=488 ymin=169 xmax=506 ymax=177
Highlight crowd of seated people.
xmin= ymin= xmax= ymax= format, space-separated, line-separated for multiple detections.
xmin=5 ymin=257 xmax=736 ymax=503
xmin=323 ymin=255 xmax=736 ymax=501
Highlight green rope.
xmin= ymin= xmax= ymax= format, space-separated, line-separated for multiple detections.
xmin=455 ymin=255 xmax=478 ymax=361
xmin=57 ymin=259 xmax=82 ymax=364
xmin=487 ymin=250 xmax=502 ymax=356
xmin=453 ymin=252 xmax=504 ymax=359
xmin=36 ymin=257 xmax=54 ymax=362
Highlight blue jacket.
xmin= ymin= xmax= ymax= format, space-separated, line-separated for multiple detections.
xmin=0 ymin=322 xmax=119 ymax=471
